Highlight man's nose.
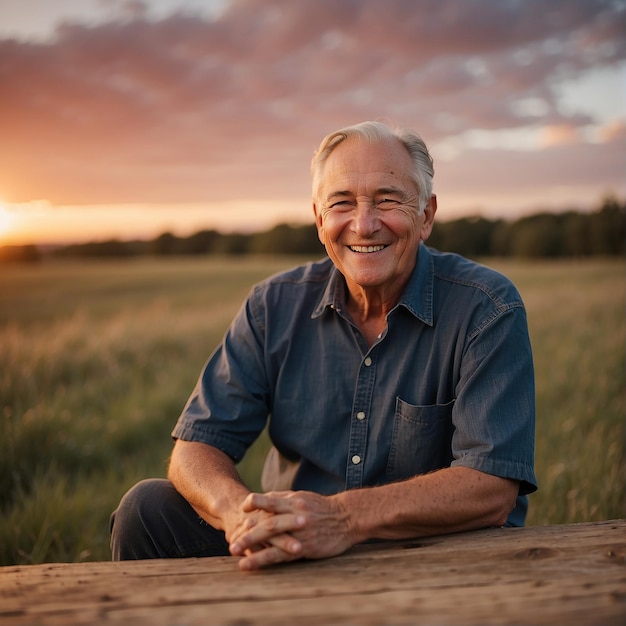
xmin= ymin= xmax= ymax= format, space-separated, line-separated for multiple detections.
xmin=353 ymin=202 xmax=380 ymax=236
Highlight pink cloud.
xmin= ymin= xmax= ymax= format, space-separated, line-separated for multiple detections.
xmin=539 ymin=124 xmax=583 ymax=147
xmin=598 ymin=119 xmax=626 ymax=143
xmin=0 ymin=0 xmax=623 ymax=210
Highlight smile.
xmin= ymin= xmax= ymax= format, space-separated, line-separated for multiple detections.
xmin=349 ymin=245 xmax=387 ymax=253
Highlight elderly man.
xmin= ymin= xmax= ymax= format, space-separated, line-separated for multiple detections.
xmin=110 ymin=121 xmax=537 ymax=570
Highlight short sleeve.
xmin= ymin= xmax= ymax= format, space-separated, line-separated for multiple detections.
xmin=450 ymin=303 xmax=538 ymax=495
xmin=171 ymin=289 xmax=270 ymax=463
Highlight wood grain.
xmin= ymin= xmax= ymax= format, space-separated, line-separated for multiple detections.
xmin=1 ymin=519 xmax=624 ymax=625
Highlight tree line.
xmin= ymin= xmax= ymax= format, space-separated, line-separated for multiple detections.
xmin=1 ymin=196 xmax=623 ymax=264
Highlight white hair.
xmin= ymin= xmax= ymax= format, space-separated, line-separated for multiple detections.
xmin=311 ymin=121 xmax=434 ymax=213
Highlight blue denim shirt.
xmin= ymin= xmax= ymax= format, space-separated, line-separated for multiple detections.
xmin=173 ymin=244 xmax=537 ymax=526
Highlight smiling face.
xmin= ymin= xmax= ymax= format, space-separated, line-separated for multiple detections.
xmin=313 ymin=135 xmax=436 ymax=303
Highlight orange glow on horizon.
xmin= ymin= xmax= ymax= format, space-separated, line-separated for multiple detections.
xmin=0 ymin=202 xmax=15 ymax=243
xmin=0 ymin=199 xmax=315 ymax=247
xmin=0 ymin=189 xmax=620 ymax=248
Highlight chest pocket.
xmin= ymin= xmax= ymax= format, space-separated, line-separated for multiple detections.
xmin=385 ymin=397 xmax=455 ymax=481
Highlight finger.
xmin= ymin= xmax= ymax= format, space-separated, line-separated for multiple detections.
xmin=230 ymin=514 xmax=305 ymax=555
xmin=231 ymin=533 xmax=298 ymax=557
xmin=238 ymin=544 xmax=301 ymax=571
xmin=242 ymin=492 xmax=296 ymax=514
xmin=227 ymin=515 xmax=258 ymax=549
xmin=233 ymin=532 xmax=300 ymax=559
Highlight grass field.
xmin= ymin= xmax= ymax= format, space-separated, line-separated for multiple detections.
xmin=0 ymin=255 xmax=623 ymax=565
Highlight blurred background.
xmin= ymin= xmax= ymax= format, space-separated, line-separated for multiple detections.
xmin=0 ymin=0 xmax=624 ymax=245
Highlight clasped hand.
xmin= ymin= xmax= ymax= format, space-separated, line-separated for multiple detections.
xmin=228 ymin=490 xmax=354 ymax=571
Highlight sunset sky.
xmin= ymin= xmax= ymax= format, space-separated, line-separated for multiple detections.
xmin=0 ymin=0 xmax=624 ymax=246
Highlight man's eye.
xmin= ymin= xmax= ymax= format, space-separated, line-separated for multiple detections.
xmin=378 ymin=198 xmax=399 ymax=208
xmin=330 ymin=200 xmax=353 ymax=209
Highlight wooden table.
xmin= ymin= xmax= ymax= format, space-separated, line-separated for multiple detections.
xmin=1 ymin=519 xmax=624 ymax=625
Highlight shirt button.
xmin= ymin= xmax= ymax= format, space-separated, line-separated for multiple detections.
xmin=364 ymin=357 xmax=372 ymax=367
xmin=356 ymin=411 xmax=366 ymax=421
xmin=351 ymin=455 xmax=361 ymax=465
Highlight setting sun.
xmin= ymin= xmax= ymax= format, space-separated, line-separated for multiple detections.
xmin=0 ymin=203 xmax=13 ymax=240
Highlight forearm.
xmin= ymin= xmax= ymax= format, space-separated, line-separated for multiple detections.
xmin=334 ymin=466 xmax=518 ymax=543
xmin=167 ymin=439 xmax=250 ymax=537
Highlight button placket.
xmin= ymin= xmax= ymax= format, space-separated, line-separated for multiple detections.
xmin=345 ymin=353 xmax=375 ymax=489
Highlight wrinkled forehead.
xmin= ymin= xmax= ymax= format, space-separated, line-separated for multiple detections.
xmin=314 ymin=135 xmax=416 ymax=200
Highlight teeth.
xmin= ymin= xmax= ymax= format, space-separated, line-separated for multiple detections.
xmin=350 ymin=245 xmax=386 ymax=253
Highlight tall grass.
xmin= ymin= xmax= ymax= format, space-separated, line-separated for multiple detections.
xmin=0 ymin=256 xmax=623 ymax=564
xmin=500 ymin=259 xmax=625 ymax=525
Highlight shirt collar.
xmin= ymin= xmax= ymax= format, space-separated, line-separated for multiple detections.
xmin=312 ymin=244 xmax=434 ymax=326
xmin=312 ymin=263 xmax=346 ymax=318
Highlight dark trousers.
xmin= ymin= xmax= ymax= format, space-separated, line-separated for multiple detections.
xmin=110 ymin=478 xmax=230 ymax=560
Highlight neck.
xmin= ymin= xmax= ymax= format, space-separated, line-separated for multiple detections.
xmin=345 ymin=285 xmax=398 ymax=346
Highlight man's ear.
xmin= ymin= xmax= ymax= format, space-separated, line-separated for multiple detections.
xmin=312 ymin=202 xmax=325 ymax=245
xmin=420 ymin=194 xmax=437 ymax=242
